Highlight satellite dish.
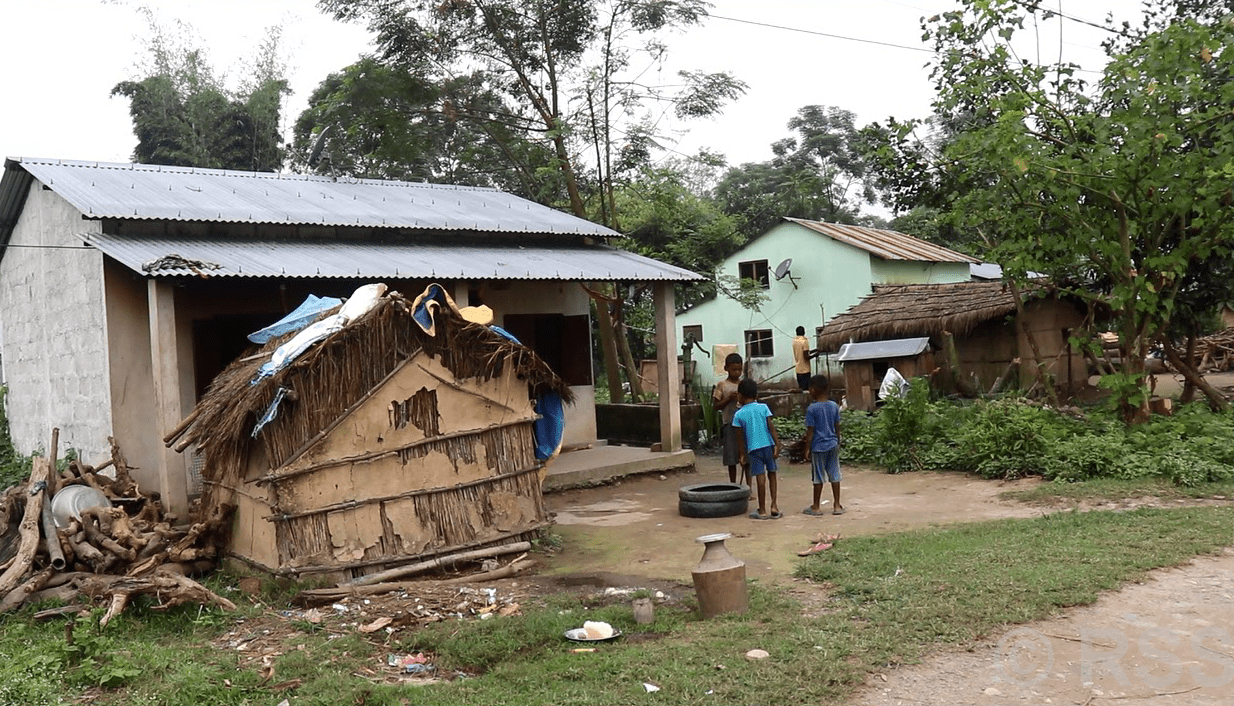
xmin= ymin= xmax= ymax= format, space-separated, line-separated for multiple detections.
xmin=307 ymin=125 xmax=333 ymax=167
xmin=773 ymin=258 xmax=799 ymax=288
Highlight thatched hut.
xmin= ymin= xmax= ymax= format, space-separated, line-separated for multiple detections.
xmin=817 ymin=281 xmax=1089 ymax=411
xmin=167 ymin=285 xmax=572 ymax=578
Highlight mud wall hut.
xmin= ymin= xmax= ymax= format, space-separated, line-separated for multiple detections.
xmin=167 ymin=285 xmax=571 ymax=578
xmin=817 ymin=281 xmax=1089 ymax=410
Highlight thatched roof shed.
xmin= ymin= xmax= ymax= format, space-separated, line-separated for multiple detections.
xmin=817 ymin=280 xmax=1091 ymax=410
xmin=168 ymin=286 xmax=572 ymax=578
xmin=816 ymin=281 xmax=1044 ymax=351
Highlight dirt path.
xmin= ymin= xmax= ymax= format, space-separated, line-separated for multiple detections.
xmin=542 ymin=454 xmax=1234 ymax=705
xmin=850 ymin=548 xmax=1234 ymax=706
xmin=543 ymin=455 xmax=1043 ymax=583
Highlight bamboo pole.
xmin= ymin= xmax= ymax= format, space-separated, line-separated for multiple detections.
xmin=256 ymin=417 xmax=539 ymax=485
xmin=344 ymin=541 xmax=531 ymax=587
xmin=263 ymin=465 xmax=543 ymax=521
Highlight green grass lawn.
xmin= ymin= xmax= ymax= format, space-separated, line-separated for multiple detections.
xmin=1002 ymin=477 xmax=1234 ymax=504
xmin=1 ymin=506 xmax=1230 ymax=706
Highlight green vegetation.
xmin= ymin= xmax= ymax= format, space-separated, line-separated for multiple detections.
xmin=840 ymin=380 xmax=1234 ymax=486
xmin=0 ymin=387 xmax=31 ymax=489
xmin=0 ymin=507 xmax=1228 ymax=705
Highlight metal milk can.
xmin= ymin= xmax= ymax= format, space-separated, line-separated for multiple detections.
xmin=691 ymin=532 xmax=749 ymax=618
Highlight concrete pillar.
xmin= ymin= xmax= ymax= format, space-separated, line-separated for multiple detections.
xmin=654 ymin=282 xmax=682 ymax=452
xmin=148 ymin=279 xmax=189 ymax=518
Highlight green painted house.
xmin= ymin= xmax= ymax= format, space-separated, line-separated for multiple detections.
xmin=678 ymin=218 xmax=978 ymax=387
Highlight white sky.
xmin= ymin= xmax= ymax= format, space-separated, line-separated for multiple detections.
xmin=0 ymin=0 xmax=1139 ymax=171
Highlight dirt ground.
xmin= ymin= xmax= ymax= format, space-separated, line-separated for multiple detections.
xmin=543 ymin=456 xmax=1044 ymax=583
xmin=542 ymin=454 xmax=1234 ymax=705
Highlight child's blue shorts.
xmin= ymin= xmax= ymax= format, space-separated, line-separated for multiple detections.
xmin=811 ymin=448 xmax=841 ymax=483
xmin=747 ymin=446 xmax=778 ymax=477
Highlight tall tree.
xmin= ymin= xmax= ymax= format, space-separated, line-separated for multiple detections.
xmin=715 ymin=105 xmax=876 ymax=239
xmin=319 ymin=0 xmax=744 ymax=401
xmin=318 ymin=0 xmax=743 ymax=222
xmin=112 ymin=15 xmax=289 ymax=171
xmin=887 ymin=0 xmax=1234 ymax=421
xmin=289 ymin=58 xmax=566 ymax=201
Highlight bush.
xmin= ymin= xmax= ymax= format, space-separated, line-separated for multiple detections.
xmin=0 ymin=386 xmax=31 ymax=490
xmin=840 ymin=390 xmax=1234 ymax=487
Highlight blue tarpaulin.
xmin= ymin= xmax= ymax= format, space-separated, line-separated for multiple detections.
xmin=248 ymin=294 xmax=342 ymax=344
xmin=533 ymin=391 xmax=566 ymax=461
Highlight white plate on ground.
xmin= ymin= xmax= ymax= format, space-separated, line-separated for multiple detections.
xmin=564 ymin=628 xmax=623 ymax=642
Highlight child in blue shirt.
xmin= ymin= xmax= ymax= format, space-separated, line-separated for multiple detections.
xmin=803 ymin=374 xmax=845 ymax=516
xmin=732 ymin=378 xmax=782 ymax=519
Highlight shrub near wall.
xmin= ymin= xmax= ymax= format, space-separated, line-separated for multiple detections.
xmin=841 ymin=381 xmax=1234 ymax=485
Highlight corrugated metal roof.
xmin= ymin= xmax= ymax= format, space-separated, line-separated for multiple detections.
xmin=785 ymin=218 xmax=979 ymax=263
xmin=835 ymin=337 xmax=931 ymax=362
xmin=84 ymin=233 xmax=705 ymax=282
xmin=7 ymin=157 xmax=620 ymax=237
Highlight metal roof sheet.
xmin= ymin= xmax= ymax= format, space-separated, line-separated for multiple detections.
xmin=84 ymin=233 xmax=705 ymax=282
xmin=785 ymin=218 xmax=979 ymax=263
xmin=8 ymin=157 xmax=620 ymax=237
xmin=834 ymin=337 xmax=931 ymax=362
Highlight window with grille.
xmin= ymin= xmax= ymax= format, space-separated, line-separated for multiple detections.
xmin=738 ymin=260 xmax=770 ymax=289
xmin=744 ymin=329 xmax=774 ymax=358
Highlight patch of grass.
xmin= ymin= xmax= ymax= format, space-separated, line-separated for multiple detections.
xmin=1001 ymin=477 xmax=1234 ymax=504
xmin=794 ymin=506 xmax=1234 ymax=671
xmin=2 ymin=506 xmax=1229 ymax=705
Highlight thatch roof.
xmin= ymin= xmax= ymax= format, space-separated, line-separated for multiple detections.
xmin=167 ymin=290 xmax=572 ymax=491
xmin=816 ymin=280 xmax=1050 ymax=351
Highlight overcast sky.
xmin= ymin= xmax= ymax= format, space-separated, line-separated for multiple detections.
xmin=1 ymin=0 xmax=1140 ymax=171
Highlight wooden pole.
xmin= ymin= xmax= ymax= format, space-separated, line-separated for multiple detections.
xmin=654 ymin=282 xmax=682 ymax=452
xmin=344 ymin=541 xmax=532 ymax=587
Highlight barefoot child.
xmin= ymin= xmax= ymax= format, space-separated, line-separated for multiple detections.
xmin=803 ymin=374 xmax=845 ymax=516
xmin=732 ymin=378 xmax=782 ymax=519
xmin=712 ymin=353 xmax=749 ymax=487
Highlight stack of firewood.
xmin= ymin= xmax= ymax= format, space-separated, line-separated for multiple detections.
xmin=1194 ymin=328 xmax=1234 ymax=372
xmin=0 ymin=430 xmax=236 ymax=625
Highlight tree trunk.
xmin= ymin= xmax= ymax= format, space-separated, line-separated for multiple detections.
xmin=1005 ymin=280 xmax=1062 ymax=409
xmin=612 ymin=288 xmax=644 ymax=401
xmin=591 ymin=286 xmax=624 ymax=403
xmin=1179 ymin=332 xmax=1198 ymax=405
xmin=1160 ymin=339 xmax=1229 ymax=412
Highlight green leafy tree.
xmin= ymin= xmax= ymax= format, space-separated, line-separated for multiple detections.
xmin=319 ymin=0 xmax=744 ymax=402
xmin=890 ymin=0 xmax=1234 ymax=421
xmin=289 ymin=58 xmax=566 ymax=201
xmin=715 ymin=105 xmax=876 ymax=239
xmin=112 ymin=16 xmax=288 ymax=171
xmin=319 ymin=0 xmax=743 ymax=222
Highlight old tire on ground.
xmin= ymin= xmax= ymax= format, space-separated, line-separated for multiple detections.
xmin=679 ymin=497 xmax=749 ymax=518
xmin=677 ymin=482 xmax=749 ymax=503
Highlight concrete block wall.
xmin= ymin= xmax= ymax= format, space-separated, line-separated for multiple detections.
xmin=0 ymin=183 xmax=112 ymax=462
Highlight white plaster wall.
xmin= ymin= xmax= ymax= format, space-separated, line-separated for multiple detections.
xmin=476 ymin=280 xmax=598 ymax=445
xmin=0 ymin=182 xmax=112 ymax=461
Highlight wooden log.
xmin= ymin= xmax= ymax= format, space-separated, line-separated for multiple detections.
xmin=299 ymin=558 xmax=538 ymax=604
xmin=80 ymin=511 xmax=136 ymax=562
xmin=78 ymin=572 xmax=237 ymax=627
xmin=433 ymin=558 xmax=536 ymax=585
xmin=25 ymin=584 xmax=82 ymax=607
xmin=33 ymin=604 xmax=89 ymax=620
xmin=345 ymin=541 xmax=532 ymax=587
xmin=67 ymin=534 xmax=107 ymax=569
xmin=0 ymin=566 xmax=54 ymax=612
xmin=0 ymin=456 xmax=53 ymax=595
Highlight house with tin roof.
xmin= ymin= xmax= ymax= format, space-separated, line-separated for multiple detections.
xmin=0 ymin=157 xmax=701 ymax=516
xmin=677 ymin=218 xmax=979 ymax=386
